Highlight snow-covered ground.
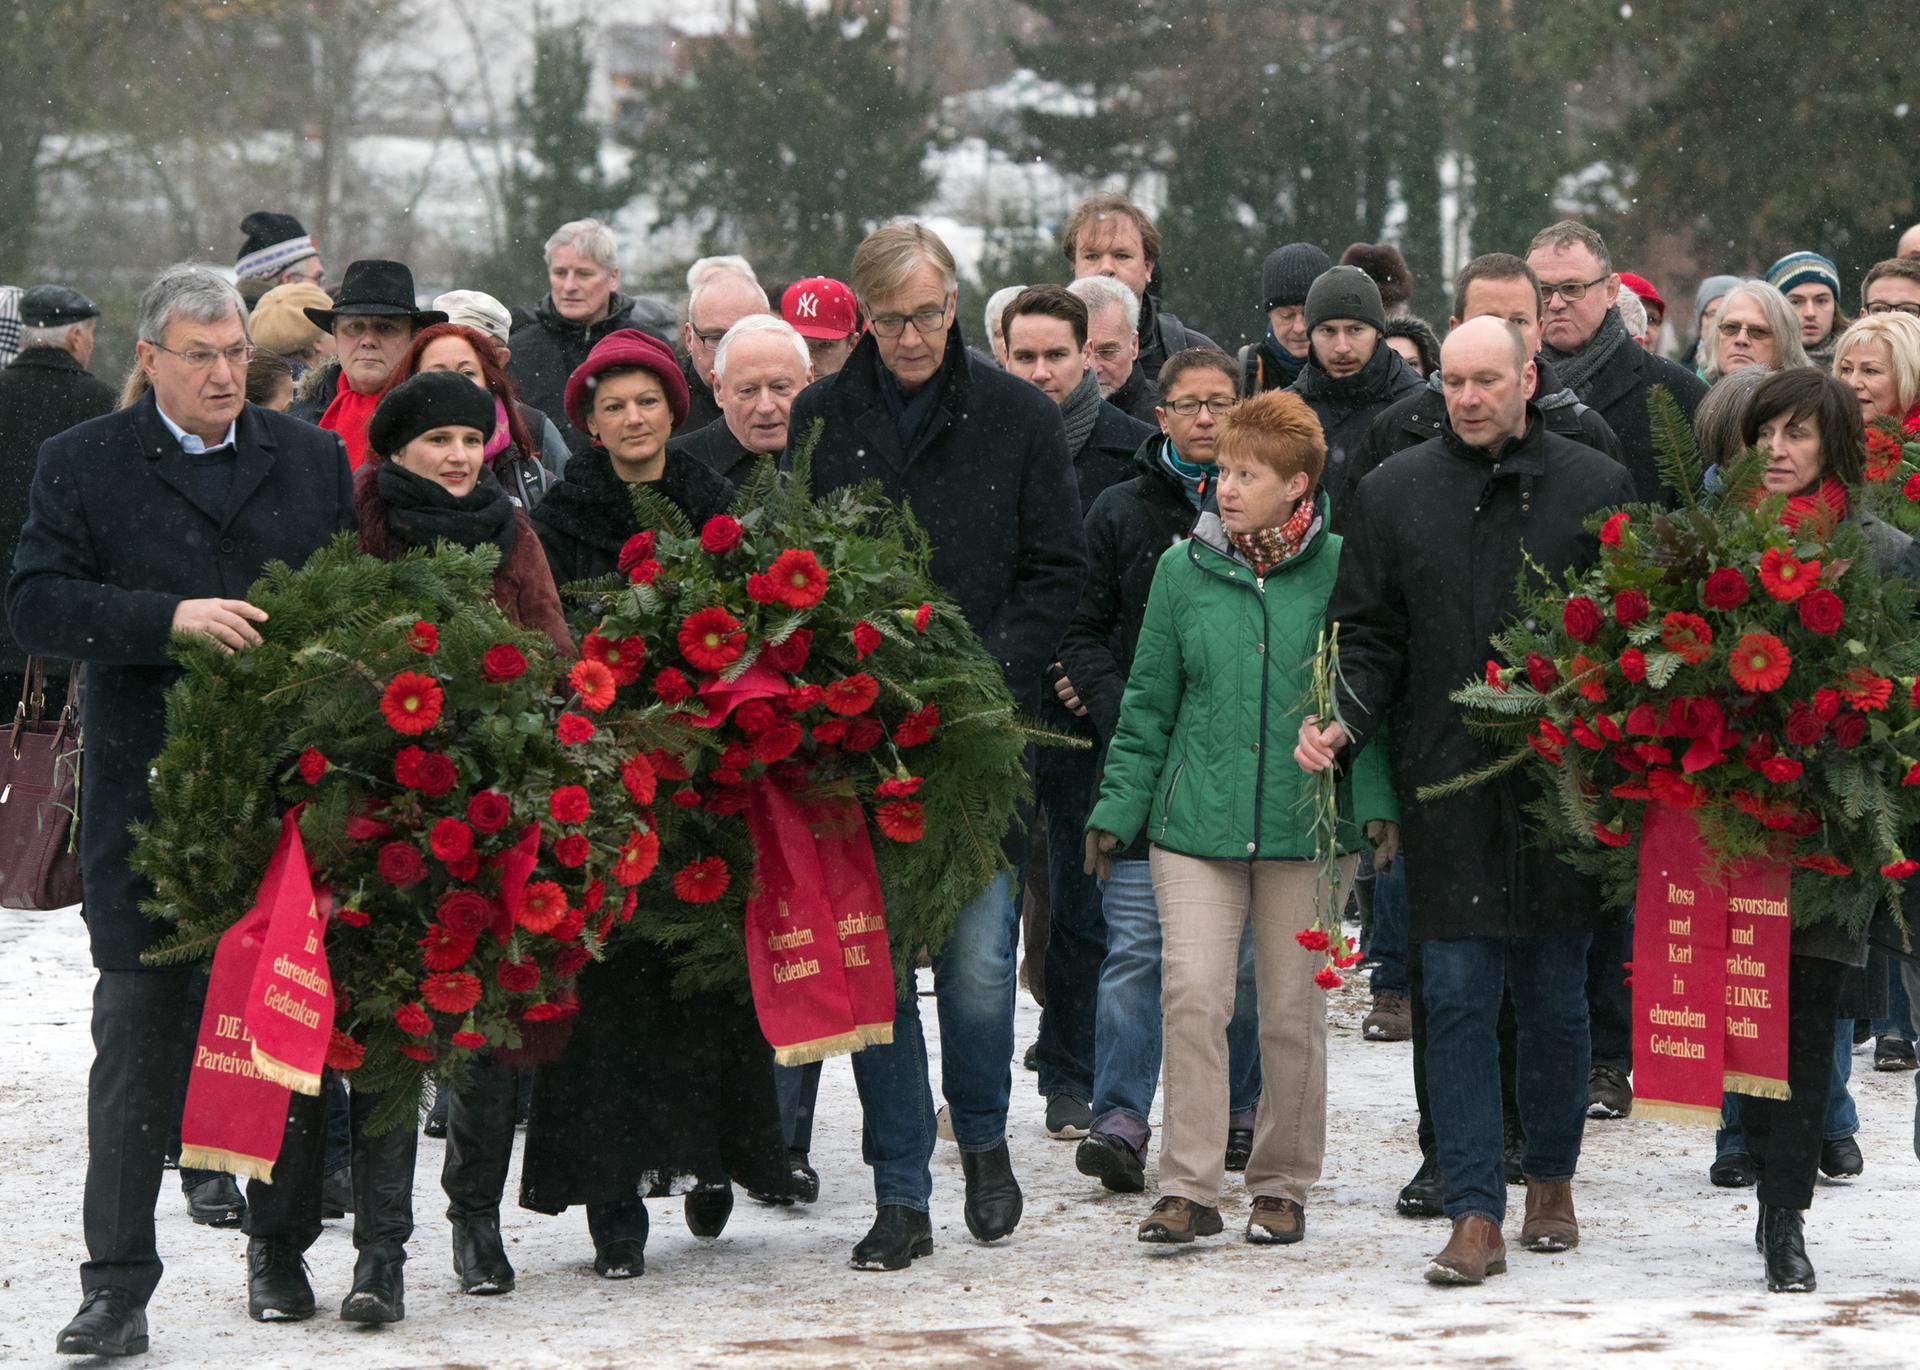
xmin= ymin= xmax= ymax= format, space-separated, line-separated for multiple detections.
xmin=3 ymin=902 xmax=1917 ymax=1367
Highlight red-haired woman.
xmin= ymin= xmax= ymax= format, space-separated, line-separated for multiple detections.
xmin=389 ymin=322 xmax=557 ymax=513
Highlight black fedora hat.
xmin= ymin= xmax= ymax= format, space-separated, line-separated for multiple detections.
xmin=303 ymin=259 xmax=448 ymax=331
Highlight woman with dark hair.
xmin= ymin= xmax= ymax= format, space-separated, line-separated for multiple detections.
xmin=245 ymin=350 xmax=294 ymax=411
xmin=1713 ymin=366 xmax=1919 ymax=1293
xmin=390 ymin=322 xmax=555 ymax=513
xmin=1382 ymin=316 xmax=1441 ymax=380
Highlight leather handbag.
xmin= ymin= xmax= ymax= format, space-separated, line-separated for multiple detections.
xmin=0 ymin=659 xmax=84 ymax=910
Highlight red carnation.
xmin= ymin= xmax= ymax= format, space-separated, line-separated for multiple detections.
xmin=393 ymin=745 xmax=424 ymax=788
xmin=1313 ymin=967 xmax=1343 ymax=991
xmin=751 ymin=719 xmax=805 ymax=763
xmin=673 ymin=856 xmax=731 ymax=903
xmin=613 ymin=827 xmax=660 ymax=886
xmin=1613 ymin=590 xmax=1649 ymax=628
xmin=1757 ymin=756 xmax=1804 ymax=783
xmin=570 ymin=658 xmax=618 ymax=713
xmin=630 ymin=558 xmax=662 ymax=585
xmin=467 ymin=790 xmax=512 ymax=834
xmin=422 ymin=971 xmax=483 ymax=1014
xmin=325 ymin=1030 xmax=366 ymax=1072
xmin=653 ymin=668 xmax=693 ymax=704
xmin=380 ymin=671 xmax=443 ymax=735
xmin=557 ymin=713 xmax=595 ymax=745
xmin=875 ymin=801 xmax=926 ymax=842
xmin=1599 ymin=511 xmax=1630 ymax=546
xmin=408 ymin=620 xmax=438 ymax=654
xmin=1728 ymin=633 xmax=1791 ymax=693
xmin=482 ymin=643 xmax=527 ymax=683
xmin=549 ymin=785 xmax=591 ymax=825
xmin=1813 ymin=688 xmax=1843 ymax=720
xmin=913 ymin=602 xmax=932 ymax=633
xmin=1570 ymin=716 xmax=1606 ymax=751
xmin=783 ymin=684 xmax=823 ymax=713
xmin=1793 ymin=853 xmax=1853 ymax=876
xmin=763 ymin=629 xmax=813 ymax=674
xmin=823 ymin=673 xmax=880 ymax=717
xmin=844 ymin=717 xmax=886 ymax=751
xmin=1618 ymin=648 xmax=1647 ymax=682
xmin=1592 ymin=819 xmax=1633 ymax=847
xmin=670 ymin=786 xmax=702 ymax=809
xmin=377 ymin=841 xmax=426 ymax=887
xmin=394 ymin=1002 xmax=433 ymax=1036
xmin=583 ymin=632 xmax=646 ymax=687
xmin=553 ymin=942 xmax=591 ymax=976
xmin=1797 ymin=588 xmax=1843 ymax=636
xmin=811 ymin=719 xmax=848 ymax=746
xmin=451 ymin=1030 xmax=487 ymax=1050
xmin=678 ymin=606 xmax=747 ymax=672
xmin=618 ymin=531 xmax=656 ymax=572
xmin=498 ymin=958 xmax=540 ymax=992
xmin=1295 ymin=928 xmax=1331 ymax=952
xmin=1562 ymin=596 xmax=1602 ymax=644
xmin=397 ymin=1043 xmax=435 ymax=1063
xmin=876 ymin=776 xmax=924 ymax=799
xmin=553 ymin=834 xmax=591 ymax=867
xmin=1758 ymin=548 xmax=1819 ymax=603
xmin=700 ymin=515 xmax=743 ymax=554
xmin=1881 ymin=859 xmax=1920 ymax=880
xmin=746 ymin=571 xmax=779 ymax=603
xmin=1659 ymin=612 xmax=1713 ymax=665
xmin=335 ymin=907 xmax=370 ymax=928
xmin=1569 ymin=655 xmax=1607 ymax=704
xmin=1702 ymin=567 xmax=1749 ymax=610
xmin=767 ymin=548 xmax=829 ymax=608
xmin=620 ymin=754 xmax=657 ymax=806
xmin=516 ymin=881 xmax=568 ymax=933
xmin=1525 ymin=653 xmax=1560 ymax=693
xmin=1486 ymin=660 xmax=1507 ymax=693
xmin=853 ymin=620 xmax=882 ymax=660
xmin=296 ymin=747 xmax=330 ymax=784
xmin=429 ymin=819 xmax=474 ymax=866
xmin=735 ymin=699 xmax=778 ymax=735
xmin=419 ymin=923 xmax=477 ymax=971
xmin=436 ymin=890 xmax=493 ymax=936
xmin=1906 ymin=472 xmax=1920 ymax=503
xmin=894 ymin=702 xmax=941 ymax=747
xmin=1646 ymin=768 xmax=1706 ymax=808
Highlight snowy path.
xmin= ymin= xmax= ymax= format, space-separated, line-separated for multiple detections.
xmin=3 ymin=902 xmax=1916 ymax=1367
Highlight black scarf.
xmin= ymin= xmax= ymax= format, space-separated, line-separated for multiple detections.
xmin=1542 ymin=306 xmax=1629 ymax=399
xmin=377 ymin=460 xmax=517 ymax=555
xmin=533 ymin=445 xmax=642 ymax=557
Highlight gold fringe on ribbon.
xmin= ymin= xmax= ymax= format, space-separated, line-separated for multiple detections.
xmin=772 ymin=1022 xmax=897 ymax=1067
xmin=177 ymin=1144 xmax=276 ymax=1184
xmin=1724 ymin=1071 xmax=1792 ymax=1101
xmin=1629 ymin=1098 xmax=1724 ymax=1128
xmin=853 ymin=1021 xmax=894 ymax=1048
xmin=251 ymin=1044 xmax=323 ymax=1096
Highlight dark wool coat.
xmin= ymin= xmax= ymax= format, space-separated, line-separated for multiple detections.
xmin=529 ymin=445 xmax=736 ymax=589
xmin=677 ymin=352 xmax=723 ymax=436
xmin=505 ymin=293 xmax=680 ymax=456
xmin=1109 ymin=362 xmax=1160 ymax=425
xmin=786 ymin=323 xmax=1087 ymax=715
xmin=6 ymin=395 xmax=357 ymax=969
xmin=0 ymin=347 xmax=116 ymax=679
xmin=1289 ymin=343 xmax=1424 ymax=523
xmin=1135 ymin=293 xmax=1218 ymax=385
xmin=1327 ymin=409 xmax=1637 ymax=943
xmin=351 ymin=463 xmax=573 ymax=656
xmin=1572 ymin=340 xmax=1709 ymax=507
xmin=667 ymin=414 xmax=764 ymax=489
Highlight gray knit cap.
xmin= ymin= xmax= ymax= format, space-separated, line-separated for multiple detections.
xmin=1305 ymin=265 xmax=1386 ymax=333
xmin=1262 ymin=243 xmax=1332 ymax=311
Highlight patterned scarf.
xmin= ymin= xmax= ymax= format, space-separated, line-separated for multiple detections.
xmin=1228 ymin=496 xmax=1317 ymax=576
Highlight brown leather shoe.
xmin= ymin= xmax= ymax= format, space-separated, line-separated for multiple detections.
xmin=1424 ymin=1215 xmax=1508 ymax=1285
xmin=1246 ymin=1196 xmax=1305 ymax=1245
xmin=1137 ymin=1196 xmax=1223 ymax=1244
xmin=1520 ymin=1179 xmax=1579 ymax=1252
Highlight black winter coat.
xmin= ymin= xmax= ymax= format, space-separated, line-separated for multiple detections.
xmin=1136 ymin=293 xmax=1217 ymax=384
xmin=678 ymin=352 xmax=722 ymax=435
xmin=1327 ymin=409 xmax=1637 ymax=943
xmin=6 ymin=395 xmax=357 ymax=968
xmin=666 ymin=414 xmax=765 ymax=488
xmin=529 ymin=444 xmax=735 ymax=589
xmin=506 ymin=293 xmax=680 ymax=457
xmin=0 ymin=347 xmax=116 ymax=678
xmin=1075 ymin=400 xmax=1158 ymax=512
xmin=1350 ymin=358 xmax=1626 ymax=503
xmin=787 ymin=324 xmax=1088 ymax=714
xmin=1109 ymin=362 xmax=1160 ymax=425
xmin=1290 ymin=343 xmax=1424 ymax=522
xmin=1565 ymin=340 xmax=1708 ymax=507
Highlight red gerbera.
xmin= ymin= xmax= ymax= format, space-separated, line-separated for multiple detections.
xmin=422 ymin=971 xmax=483 ymax=1014
xmin=1758 ymin=547 xmax=1819 ymax=603
xmin=297 ymin=747 xmax=329 ymax=784
xmin=700 ymin=514 xmax=743 ymax=554
xmin=325 ymin=1030 xmax=366 ymax=1071
xmin=767 ymin=548 xmax=829 ymax=608
xmin=498 ymin=958 xmax=540 ymax=992
xmin=516 ymin=881 xmax=568 ymax=933
xmin=1865 ymin=426 xmax=1904 ymax=481
xmin=1702 ymin=567 xmax=1749 ymax=610
xmin=1728 ymin=633 xmax=1791 ymax=693
xmin=377 ymin=841 xmax=426 ymax=887
xmin=875 ymin=801 xmax=926 ymax=843
xmin=913 ymin=602 xmax=932 ymax=633
xmin=569 ymin=658 xmax=618 ymax=713
xmin=894 ymin=702 xmax=941 ymax=747
xmin=613 ymin=826 xmax=660 ymax=886
xmin=1659 ymin=612 xmax=1713 ymax=664
xmin=408 ymin=620 xmax=438 ymax=654
xmin=583 ymin=632 xmax=646 ymax=686
xmin=823 ymin=672 xmax=880 ymax=716
xmin=556 ymin=712 xmax=595 ymax=744
xmin=419 ymin=923 xmax=477 ymax=971
xmin=380 ymin=671 xmax=443 ymax=735
xmin=1613 ymin=589 xmax=1649 ymax=628
xmin=430 ymin=818 xmax=475 ymax=864
xmin=673 ymin=856 xmax=731 ymax=903
xmin=853 ymin=620 xmax=883 ymax=660
xmin=678 ymin=606 xmax=747 ymax=672
xmin=467 ymin=790 xmax=512 ymax=833
xmin=1840 ymin=666 xmax=1892 ymax=712
xmin=394 ymin=1002 xmax=433 ymax=1036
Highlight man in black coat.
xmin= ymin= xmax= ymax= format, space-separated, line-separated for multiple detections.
xmin=1528 ymin=220 xmax=1708 ymax=507
xmin=9 ymin=265 xmax=358 ymax=1355
xmin=0 ymin=285 xmax=115 ymax=702
xmin=786 ymin=223 xmax=1086 ymax=1271
xmin=1062 ymin=194 xmax=1216 ymax=384
xmin=1288 ymin=267 xmax=1424 ymax=521
xmin=666 ymin=314 xmax=812 ymax=489
xmin=1297 ymin=318 xmax=1637 ymax=1287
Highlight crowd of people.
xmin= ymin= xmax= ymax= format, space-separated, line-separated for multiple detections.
xmin=5 ymin=193 xmax=1920 ymax=1359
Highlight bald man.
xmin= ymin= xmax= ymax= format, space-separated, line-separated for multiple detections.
xmin=1297 ymin=315 xmax=1636 ymax=1287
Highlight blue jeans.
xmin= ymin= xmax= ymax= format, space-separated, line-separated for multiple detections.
xmin=1033 ymin=746 xmax=1105 ymax=1102
xmin=1716 ymin=1016 xmax=1859 ymax=1157
xmin=1873 ymin=959 xmax=1914 ymax=1042
xmin=1089 ymin=857 xmax=1259 ymax=1157
xmin=850 ymin=869 xmax=1018 ymax=1211
xmin=1422 ymin=934 xmax=1592 ymax=1224
xmin=1368 ymin=858 xmax=1409 ymax=997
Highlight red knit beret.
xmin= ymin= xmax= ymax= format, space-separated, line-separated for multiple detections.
xmin=563 ymin=328 xmax=691 ymax=435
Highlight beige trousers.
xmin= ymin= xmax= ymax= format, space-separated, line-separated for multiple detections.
xmin=1150 ymin=847 xmax=1356 ymax=1207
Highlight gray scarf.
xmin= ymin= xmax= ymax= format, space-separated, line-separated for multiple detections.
xmin=1060 ymin=366 xmax=1102 ymax=458
xmin=1543 ymin=305 xmax=1630 ymax=399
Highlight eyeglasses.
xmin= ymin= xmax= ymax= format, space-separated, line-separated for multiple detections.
xmin=1090 ymin=343 xmax=1130 ymax=363
xmin=1539 ymin=275 xmax=1609 ymax=302
xmin=1864 ymin=301 xmax=1920 ymax=317
xmin=1718 ymin=320 xmax=1773 ymax=341
xmin=150 ymin=341 xmax=254 ymax=370
xmin=690 ymin=325 xmax=729 ymax=348
xmin=1164 ymin=397 xmax=1235 ymax=417
xmin=868 ymin=307 xmax=948 ymax=339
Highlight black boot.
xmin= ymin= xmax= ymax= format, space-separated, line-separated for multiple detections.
xmin=789 ymin=1149 xmax=820 ymax=1204
xmin=1502 ymin=1114 xmax=1527 ymax=1186
xmin=1396 ymin=1152 xmax=1445 ymax=1218
xmin=422 ymin=1087 xmax=449 ymax=1139
xmin=588 ymin=1197 xmax=648 ymax=1279
xmin=959 ymin=1141 xmax=1023 ymax=1242
xmin=1224 ymin=1127 xmax=1253 ymax=1172
xmin=341 ymin=1094 xmax=416 ymax=1324
xmin=442 ymin=1065 xmax=517 ymax=1295
xmin=340 ymin=1249 xmax=405 ymax=1324
xmin=850 ymin=1205 xmax=934 ymax=1270
xmin=1075 ymin=1130 xmax=1146 ymax=1194
xmin=1759 ymin=1204 xmax=1816 ymax=1292
xmin=56 ymin=1289 xmax=149 ymax=1356
xmin=182 ymin=1169 xmax=247 ymax=1227
xmin=685 ymin=1182 xmax=735 ymax=1238
xmin=246 ymin=1239 xmax=316 ymax=1322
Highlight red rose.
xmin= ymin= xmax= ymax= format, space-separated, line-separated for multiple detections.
xmin=875 ymin=800 xmax=925 ymax=842
xmin=672 ymin=856 xmax=731 ymax=904
xmin=913 ymin=602 xmax=932 ymax=633
xmin=823 ymin=672 xmax=880 ymax=716
xmin=516 ymin=881 xmax=568 ymax=933
xmin=618 ymin=531 xmax=656 ymax=572
xmin=569 ymin=658 xmax=619 ymax=713
xmin=751 ymin=719 xmax=804 ymax=763
xmin=446 ymin=850 xmax=480 ymax=881
xmin=419 ymin=923 xmax=476 ymax=971
xmin=621 ymin=754 xmax=657 ymax=806
xmin=653 ymin=668 xmax=693 ymax=704
xmin=706 ymin=786 xmax=749 ymax=817
xmin=378 ymin=841 xmax=426 ymax=887
xmin=1784 ymin=705 xmax=1825 ymax=747
xmin=1757 ymin=756 xmax=1804 ymax=783
xmin=394 ymin=1002 xmax=433 ymax=1036
xmin=1796 ymin=588 xmax=1843 ymax=636
xmin=549 ymin=785 xmax=591 ymax=825
xmin=437 ymin=890 xmax=494 ymax=936
xmin=482 ymin=643 xmax=527 ymax=683
xmin=1525 ymin=653 xmax=1560 ymax=693
xmin=766 ymin=548 xmax=828 ymax=608
xmin=553 ymin=943 xmax=592 ymax=978
xmin=380 ymin=671 xmax=443 ymax=735
xmin=556 ymin=713 xmax=595 ymax=744
xmin=452 ymin=1030 xmax=487 ymax=1049
xmin=1832 ymin=712 xmax=1867 ymax=749
xmin=466 ymin=790 xmax=512 ymax=833
xmin=497 ymin=958 xmax=540 ymax=993
xmin=678 ymin=606 xmax=747 ymax=672
xmin=1612 ymin=590 xmax=1649 ymax=628
xmin=1562 ymin=596 xmax=1602 ymax=644
xmin=408 ymin=620 xmax=439 ymax=654
xmin=297 ymin=747 xmax=329 ymax=784
xmin=844 ymin=717 xmax=885 ymax=751
xmin=763 ymin=629 xmax=813 ymax=675
xmin=613 ymin=826 xmax=660 ymax=886
xmin=700 ymin=514 xmax=743 ymax=554
xmin=853 ymin=620 xmax=882 ymax=660
xmin=413 ymin=751 xmax=457 ymax=798
xmin=1702 ymin=567 xmax=1749 ymax=610
xmin=430 ymin=818 xmax=475 ymax=864
xmin=422 ymin=971 xmax=483 ymax=1014
xmin=325 ymin=1030 xmax=366 ymax=1071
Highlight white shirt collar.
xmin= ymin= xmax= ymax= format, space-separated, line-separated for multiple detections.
xmin=154 ymin=399 xmax=237 ymax=455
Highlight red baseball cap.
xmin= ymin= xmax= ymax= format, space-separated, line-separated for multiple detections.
xmin=1618 ymin=271 xmax=1666 ymax=322
xmin=781 ymin=277 xmax=859 ymax=340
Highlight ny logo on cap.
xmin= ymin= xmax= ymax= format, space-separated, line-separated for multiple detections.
xmin=794 ymin=293 xmax=819 ymax=319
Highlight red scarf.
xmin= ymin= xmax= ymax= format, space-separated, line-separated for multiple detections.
xmin=1777 ymin=476 xmax=1848 ymax=534
xmin=319 ymin=369 xmax=384 ymax=471
xmin=1228 ymin=496 xmax=1317 ymax=576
